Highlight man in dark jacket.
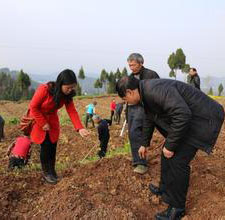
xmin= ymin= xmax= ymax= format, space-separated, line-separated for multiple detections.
xmin=188 ymin=67 xmax=200 ymax=90
xmin=127 ymin=53 xmax=160 ymax=174
xmin=93 ymin=115 xmax=110 ymax=158
xmin=116 ymin=76 xmax=224 ymax=220
xmin=0 ymin=115 xmax=5 ymax=142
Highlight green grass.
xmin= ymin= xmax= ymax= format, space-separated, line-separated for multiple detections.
xmin=80 ymin=142 xmax=131 ymax=164
xmin=74 ymin=94 xmax=117 ymax=100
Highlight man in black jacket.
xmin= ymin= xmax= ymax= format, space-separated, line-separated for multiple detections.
xmin=93 ymin=115 xmax=110 ymax=158
xmin=188 ymin=67 xmax=200 ymax=90
xmin=127 ymin=53 xmax=160 ymax=174
xmin=116 ymin=76 xmax=224 ymax=220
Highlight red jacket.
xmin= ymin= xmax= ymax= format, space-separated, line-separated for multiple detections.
xmin=11 ymin=136 xmax=31 ymax=159
xmin=29 ymin=84 xmax=83 ymax=144
xmin=110 ymin=102 xmax=116 ymax=111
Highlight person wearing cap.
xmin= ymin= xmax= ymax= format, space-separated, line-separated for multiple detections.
xmin=127 ymin=53 xmax=160 ymax=174
xmin=93 ymin=115 xmax=110 ymax=158
xmin=29 ymin=69 xmax=89 ymax=184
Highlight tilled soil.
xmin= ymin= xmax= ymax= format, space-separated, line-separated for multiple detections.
xmin=0 ymin=97 xmax=225 ymax=220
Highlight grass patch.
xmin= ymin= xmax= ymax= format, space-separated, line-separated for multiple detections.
xmin=80 ymin=142 xmax=131 ymax=164
xmin=74 ymin=94 xmax=117 ymax=100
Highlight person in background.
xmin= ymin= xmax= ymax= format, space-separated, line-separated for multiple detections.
xmin=110 ymin=99 xmax=116 ymax=123
xmin=0 ymin=115 xmax=5 ymax=142
xmin=85 ymin=101 xmax=97 ymax=128
xmin=188 ymin=67 xmax=200 ymax=90
xmin=93 ymin=115 xmax=110 ymax=158
xmin=127 ymin=53 xmax=160 ymax=174
xmin=116 ymin=76 xmax=224 ymax=220
xmin=115 ymin=101 xmax=124 ymax=124
xmin=29 ymin=69 xmax=89 ymax=184
xmin=7 ymin=132 xmax=32 ymax=169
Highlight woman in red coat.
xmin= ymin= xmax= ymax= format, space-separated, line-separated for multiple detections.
xmin=29 ymin=69 xmax=89 ymax=184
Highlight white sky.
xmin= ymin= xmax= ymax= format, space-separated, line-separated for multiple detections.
xmin=0 ymin=0 xmax=225 ymax=77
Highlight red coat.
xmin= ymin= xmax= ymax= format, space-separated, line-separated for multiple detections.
xmin=29 ymin=84 xmax=83 ymax=144
xmin=110 ymin=102 xmax=116 ymax=111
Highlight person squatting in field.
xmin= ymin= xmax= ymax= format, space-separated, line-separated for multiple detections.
xmin=93 ymin=114 xmax=110 ymax=158
xmin=116 ymin=75 xmax=224 ymax=220
xmin=29 ymin=69 xmax=89 ymax=184
xmin=7 ymin=132 xmax=32 ymax=169
xmin=126 ymin=53 xmax=160 ymax=174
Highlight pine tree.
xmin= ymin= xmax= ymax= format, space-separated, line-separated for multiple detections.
xmin=78 ymin=66 xmax=85 ymax=80
xmin=208 ymin=87 xmax=213 ymax=96
xmin=218 ymin=83 xmax=224 ymax=96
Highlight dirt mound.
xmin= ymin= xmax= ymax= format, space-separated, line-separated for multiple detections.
xmin=0 ymin=97 xmax=225 ymax=219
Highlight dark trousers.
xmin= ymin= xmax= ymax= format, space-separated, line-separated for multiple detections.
xmin=128 ymin=105 xmax=147 ymax=166
xmin=160 ymin=143 xmax=198 ymax=208
xmin=115 ymin=111 xmax=122 ymax=124
xmin=85 ymin=113 xmax=95 ymax=128
xmin=40 ymin=134 xmax=57 ymax=169
xmin=8 ymin=157 xmax=26 ymax=169
xmin=0 ymin=116 xmax=5 ymax=140
xmin=98 ymin=137 xmax=109 ymax=158
xmin=110 ymin=110 xmax=115 ymax=122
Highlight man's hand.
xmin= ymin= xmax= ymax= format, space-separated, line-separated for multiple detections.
xmin=163 ymin=147 xmax=174 ymax=158
xmin=42 ymin=123 xmax=50 ymax=131
xmin=79 ymin=128 xmax=89 ymax=137
xmin=138 ymin=146 xmax=147 ymax=159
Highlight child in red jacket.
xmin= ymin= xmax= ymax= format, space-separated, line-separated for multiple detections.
xmin=7 ymin=133 xmax=32 ymax=169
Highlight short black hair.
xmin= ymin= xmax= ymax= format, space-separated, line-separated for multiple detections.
xmin=116 ymin=76 xmax=140 ymax=98
xmin=190 ymin=67 xmax=197 ymax=72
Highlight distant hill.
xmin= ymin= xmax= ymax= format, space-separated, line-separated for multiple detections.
xmin=1 ymin=67 xmax=224 ymax=95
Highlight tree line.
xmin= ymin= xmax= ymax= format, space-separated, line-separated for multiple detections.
xmin=0 ymin=70 xmax=35 ymax=101
xmin=93 ymin=67 xmax=128 ymax=94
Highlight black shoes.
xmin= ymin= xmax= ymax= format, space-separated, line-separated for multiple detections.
xmin=43 ymin=173 xmax=57 ymax=185
xmin=97 ymin=150 xmax=106 ymax=158
xmin=41 ymin=162 xmax=57 ymax=184
xmin=149 ymin=184 xmax=163 ymax=196
xmin=155 ymin=206 xmax=185 ymax=220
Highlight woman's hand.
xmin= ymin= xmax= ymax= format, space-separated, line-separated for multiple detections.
xmin=163 ymin=147 xmax=174 ymax=158
xmin=42 ymin=123 xmax=50 ymax=131
xmin=79 ymin=128 xmax=89 ymax=137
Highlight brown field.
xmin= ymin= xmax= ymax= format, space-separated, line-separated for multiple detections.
xmin=0 ymin=97 xmax=225 ymax=220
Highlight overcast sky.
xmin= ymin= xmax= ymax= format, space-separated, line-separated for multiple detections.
xmin=0 ymin=0 xmax=225 ymax=78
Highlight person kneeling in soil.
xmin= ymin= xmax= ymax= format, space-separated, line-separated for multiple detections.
xmin=7 ymin=132 xmax=32 ymax=170
xmin=116 ymin=76 xmax=224 ymax=220
xmin=93 ymin=115 xmax=110 ymax=158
